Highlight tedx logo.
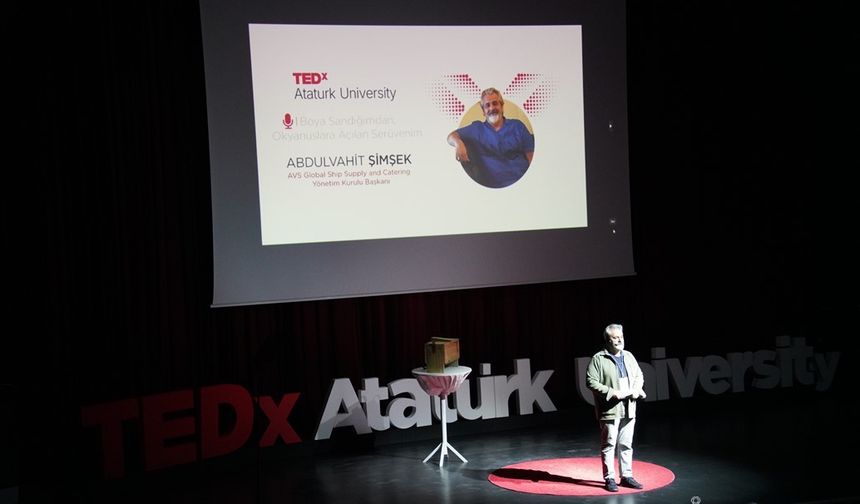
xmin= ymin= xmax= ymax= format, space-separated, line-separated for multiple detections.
xmin=292 ymin=72 xmax=328 ymax=84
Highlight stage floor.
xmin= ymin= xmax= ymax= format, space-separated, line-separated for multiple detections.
xmin=26 ymin=391 xmax=860 ymax=504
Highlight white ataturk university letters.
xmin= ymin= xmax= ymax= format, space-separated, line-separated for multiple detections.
xmin=316 ymin=359 xmax=555 ymax=440
xmin=315 ymin=336 xmax=839 ymax=440
xmin=575 ymin=336 xmax=839 ymax=405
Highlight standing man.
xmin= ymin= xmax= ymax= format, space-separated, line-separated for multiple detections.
xmin=446 ymin=87 xmax=534 ymax=188
xmin=586 ymin=324 xmax=646 ymax=492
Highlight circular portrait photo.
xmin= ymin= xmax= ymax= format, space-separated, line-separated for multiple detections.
xmin=446 ymin=87 xmax=535 ymax=188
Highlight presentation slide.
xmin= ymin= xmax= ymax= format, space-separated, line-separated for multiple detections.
xmin=248 ymin=25 xmax=587 ymax=246
xmin=199 ymin=0 xmax=634 ymax=306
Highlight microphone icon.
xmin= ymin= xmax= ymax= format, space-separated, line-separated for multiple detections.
xmin=282 ymin=113 xmax=294 ymax=129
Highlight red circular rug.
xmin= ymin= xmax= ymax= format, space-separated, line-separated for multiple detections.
xmin=488 ymin=457 xmax=674 ymax=496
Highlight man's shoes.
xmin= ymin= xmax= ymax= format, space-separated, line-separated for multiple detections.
xmin=620 ymin=476 xmax=644 ymax=489
xmin=605 ymin=479 xmax=618 ymax=492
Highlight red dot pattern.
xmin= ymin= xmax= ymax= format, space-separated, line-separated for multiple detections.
xmin=444 ymin=73 xmax=482 ymax=98
xmin=505 ymin=73 xmax=540 ymax=96
xmin=428 ymin=73 xmax=557 ymax=118
xmin=429 ymin=82 xmax=465 ymax=117
xmin=522 ymin=80 xmax=555 ymax=114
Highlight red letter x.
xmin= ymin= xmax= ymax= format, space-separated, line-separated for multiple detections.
xmin=258 ymin=393 xmax=301 ymax=446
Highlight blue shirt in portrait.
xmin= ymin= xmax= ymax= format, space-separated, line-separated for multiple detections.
xmin=456 ymin=118 xmax=535 ymax=188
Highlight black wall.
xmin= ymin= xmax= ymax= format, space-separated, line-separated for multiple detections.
xmin=12 ymin=0 xmax=858 ymax=498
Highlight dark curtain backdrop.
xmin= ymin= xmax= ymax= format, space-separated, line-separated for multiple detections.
xmin=13 ymin=0 xmax=857 ymax=495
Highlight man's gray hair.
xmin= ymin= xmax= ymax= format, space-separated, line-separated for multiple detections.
xmin=480 ymin=87 xmax=504 ymax=103
xmin=604 ymin=323 xmax=623 ymax=341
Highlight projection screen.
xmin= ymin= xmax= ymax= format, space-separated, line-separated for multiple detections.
xmin=200 ymin=0 xmax=634 ymax=306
